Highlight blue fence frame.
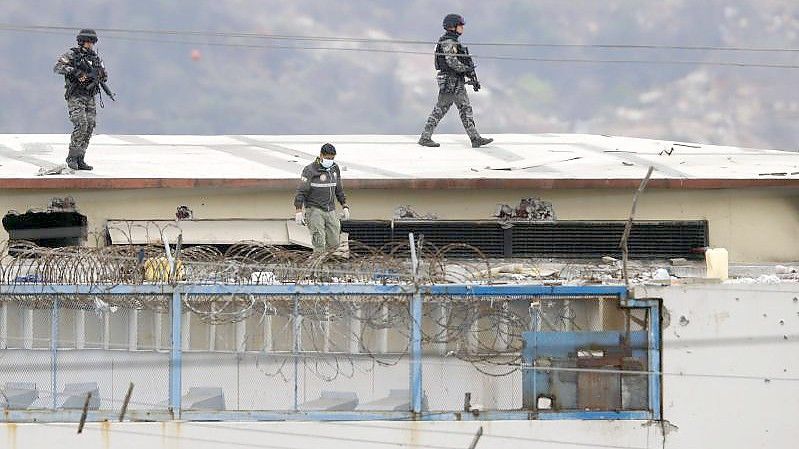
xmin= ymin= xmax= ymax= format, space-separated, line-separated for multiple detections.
xmin=0 ymin=283 xmax=660 ymax=422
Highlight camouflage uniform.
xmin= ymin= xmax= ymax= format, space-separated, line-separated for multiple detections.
xmin=65 ymin=96 xmax=96 ymax=161
xmin=54 ymin=47 xmax=105 ymax=164
xmin=420 ymin=31 xmax=480 ymax=141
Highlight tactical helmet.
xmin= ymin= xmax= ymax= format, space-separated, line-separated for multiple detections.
xmin=77 ymin=29 xmax=98 ymax=44
xmin=320 ymin=143 xmax=336 ymax=156
xmin=442 ymin=14 xmax=465 ymax=30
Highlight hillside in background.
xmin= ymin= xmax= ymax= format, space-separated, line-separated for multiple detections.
xmin=0 ymin=0 xmax=796 ymax=149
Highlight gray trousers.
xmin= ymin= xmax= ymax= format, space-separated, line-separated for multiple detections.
xmin=67 ymin=96 xmax=96 ymax=160
xmin=421 ymin=78 xmax=478 ymax=140
xmin=306 ymin=207 xmax=341 ymax=253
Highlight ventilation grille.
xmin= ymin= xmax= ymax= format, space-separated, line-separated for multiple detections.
xmin=342 ymin=220 xmax=708 ymax=259
xmin=510 ymin=221 xmax=707 ymax=258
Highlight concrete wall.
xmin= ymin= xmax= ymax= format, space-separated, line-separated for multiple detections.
xmin=1 ymin=186 xmax=797 ymax=262
xmin=2 ymin=283 xmax=798 ymax=448
xmin=2 ymin=420 xmax=657 ymax=449
xmin=642 ymin=283 xmax=799 ymax=448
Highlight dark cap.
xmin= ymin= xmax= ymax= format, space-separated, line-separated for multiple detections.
xmin=320 ymin=143 xmax=336 ymax=155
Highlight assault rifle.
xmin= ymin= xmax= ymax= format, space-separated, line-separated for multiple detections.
xmin=461 ymin=45 xmax=481 ymax=92
xmin=465 ymin=71 xmax=481 ymax=92
xmin=73 ymin=51 xmax=116 ymax=103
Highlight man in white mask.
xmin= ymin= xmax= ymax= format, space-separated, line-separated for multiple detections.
xmin=294 ymin=143 xmax=350 ymax=253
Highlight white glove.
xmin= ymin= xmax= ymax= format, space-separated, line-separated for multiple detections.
xmin=341 ymin=206 xmax=351 ymax=221
xmin=294 ymin=211 xmax=305 ymax=226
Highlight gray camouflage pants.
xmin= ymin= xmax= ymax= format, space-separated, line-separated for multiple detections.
xmin=66 ymin=96 xmax=96 ymax=160
xmin=421 ymin=77 xmax=478 ymax=140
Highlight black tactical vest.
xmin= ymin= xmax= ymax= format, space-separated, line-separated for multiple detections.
xmin=65 ymin=47 xmax=102 ymax=97
xmin=434 ymin=31 xmax=467 ymax=73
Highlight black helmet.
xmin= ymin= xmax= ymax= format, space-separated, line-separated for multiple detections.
xmin=77 ymin=29 xmax=98 ymax=44
xmin=320 ymin=143 xmax=336 ymax=156
xmin=442 ymin=14 xmax=465 ymax=30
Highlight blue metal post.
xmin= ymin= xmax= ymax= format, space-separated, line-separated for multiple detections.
xmin=648 ymin=301 xmax=662 ymax=420
xmin=410 ymin=291 xmax=423 ymax=413
xmin=169 ymin=289 xmax=183 ymax=417
xmin=408 ymin=233 xmax=423 ymax=414
xmin=50 ymin=297 xmax=58 ymax=410
xmin=293 ymin=296 xmax=300 ymax=411
xmin=531 ymin=303 xmax=539 ymax=411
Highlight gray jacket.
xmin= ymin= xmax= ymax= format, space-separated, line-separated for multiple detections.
xmin=294 ymin=159 xmax=346 ymax=212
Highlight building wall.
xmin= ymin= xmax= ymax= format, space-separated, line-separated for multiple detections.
xmin=2 ymin=283 xmax=797 ymax=448
xmin=2 ymin=420 xmax=656 ymax=449
xmin=1 ymin=186 xmax=797 ymax=261
xmin=644 ymin=283 xmax=799 ymax=448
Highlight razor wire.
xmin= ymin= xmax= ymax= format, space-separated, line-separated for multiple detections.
xmin=0 ymin=230 xmax=646 ymax=385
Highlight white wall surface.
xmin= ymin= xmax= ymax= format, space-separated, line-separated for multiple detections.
xmin=2 ymin=283 xmax=798 ymax=448
xmin=2 ymin=420 xmax=657 ymax=449
xmin=642 ymin=283 xmax=799 ymax=448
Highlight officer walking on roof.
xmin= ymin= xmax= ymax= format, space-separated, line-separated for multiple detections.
xmin=418 ymin=14 xmax=493 ymax=148
xmin=53 ymin=29 xmax=113 ymax=171
xmin=294 ymin=143 xmax=350 ymax=253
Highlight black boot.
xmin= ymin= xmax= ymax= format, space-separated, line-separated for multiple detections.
xmin=66 ymin=157 xmax=80 ymax=170
xmin=418 ymin=136 xmax=440 ymax=147
xmin=77 ymin=157 xmax=93 ymax=171
xmin=471 ymin=136 xmax=494 ymax=148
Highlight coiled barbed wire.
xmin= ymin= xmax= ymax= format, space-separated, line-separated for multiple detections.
xmin=0 ymin=232 xmax=643 ymax=380
xmin=0 ymin=235 xmax=496 ymax=286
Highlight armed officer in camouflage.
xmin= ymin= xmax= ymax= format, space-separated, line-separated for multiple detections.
xmin=53 ymin=29 xmax=113 ymax=170
xmin=294 ymin=143 xmax=351 ymax=253
xmin=418 ymin=14 xmax=493 ymax=148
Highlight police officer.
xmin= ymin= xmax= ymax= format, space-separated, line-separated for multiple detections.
xmin=418 ymin=14 xmax=493 ymax=148
xmin=294 ymin=143 xmax=350 ymax=253
xmin=53 ymin=29 xmax=109 ymax=170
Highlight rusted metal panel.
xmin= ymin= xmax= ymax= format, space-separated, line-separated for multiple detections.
xmin=577 ymin=369 xmax=621 ymax=410
xmin=576 ymin=352 xmax=624 ymax=410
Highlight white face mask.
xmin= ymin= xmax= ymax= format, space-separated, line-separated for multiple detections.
xmin=320 ymin=158 xmax=334 ymax=169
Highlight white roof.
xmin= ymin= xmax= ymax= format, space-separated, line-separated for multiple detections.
xmin=0 ymin=133 xmax=797 ymax=187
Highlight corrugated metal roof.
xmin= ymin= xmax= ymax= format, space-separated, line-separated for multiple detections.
xmin=0 ymin=133 xmax=797 ymax=189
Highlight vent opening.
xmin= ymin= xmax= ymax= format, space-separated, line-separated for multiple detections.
xmin=3 ymin=210 xmax=88 ymax=254
xmin=342 ymin=220 xmax=707 ymax=259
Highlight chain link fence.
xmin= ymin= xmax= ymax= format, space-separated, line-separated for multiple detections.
xmin=0 ymin=295 xmax=171 ymax=412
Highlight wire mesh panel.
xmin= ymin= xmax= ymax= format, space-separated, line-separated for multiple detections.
xmin=421 ymin=297 xmax=526 ymax=411
xmin=521 ymin=296 xmax=650 ymax=413
xmin=180 ymin=294 xmax=414 ymax=412
xmin=0 ymin=297 xmax=54 ymax=410
xmin=0 ymin=295 xmax=172 ymax=412
xmin=419 ymin=295 xmax=651 ymax=412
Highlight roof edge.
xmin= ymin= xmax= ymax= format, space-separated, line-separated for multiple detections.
xmin=0 ymin=178 xmax=798 ymax=190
